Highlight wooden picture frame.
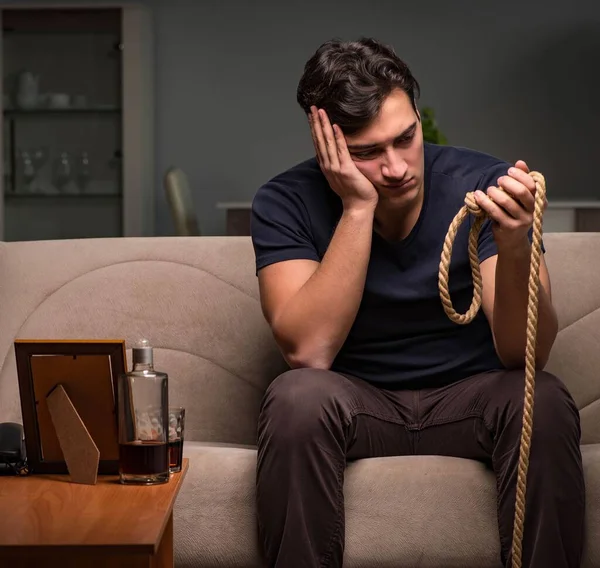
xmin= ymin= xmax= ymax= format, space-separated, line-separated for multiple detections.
xmin=14 ymin=339 xmax=127 ymax=475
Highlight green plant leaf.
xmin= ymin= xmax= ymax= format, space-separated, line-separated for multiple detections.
xmin=421 ymin=106 xmax=447 ymax=145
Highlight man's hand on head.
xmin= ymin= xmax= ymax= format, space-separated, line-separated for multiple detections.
xmin=308 ymin=106 xmax=379 ymax=214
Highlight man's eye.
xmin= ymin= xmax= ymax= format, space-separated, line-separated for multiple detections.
xmin=395 ymin=135 xmax=413 ymax=146
xmin=352 ymin=150 xmax=377 ymax=160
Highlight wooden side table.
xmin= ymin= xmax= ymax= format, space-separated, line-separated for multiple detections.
xmin=0 ymin=458 xmax=188 ymax=568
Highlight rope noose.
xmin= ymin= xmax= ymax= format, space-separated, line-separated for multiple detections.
xmin=438 ymin=171 xmax=546 ymax=568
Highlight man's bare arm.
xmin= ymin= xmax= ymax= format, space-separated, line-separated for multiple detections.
xmin=259 ymin=207 xmax=374 ymax=369
xmin=477 ymin=160 xmax=558 ymax=369
xmin=481 ymin=251 xmax=557 ymax=369
xmin=258 ymin=106 xmax=378 ymax=369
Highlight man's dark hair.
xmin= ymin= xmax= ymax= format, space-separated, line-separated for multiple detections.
xmin=297 ymin=37 xmax=421 ymax=135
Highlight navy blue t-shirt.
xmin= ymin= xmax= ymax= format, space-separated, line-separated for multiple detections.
xmin=251 ymin=143 xmax=530 ymax=389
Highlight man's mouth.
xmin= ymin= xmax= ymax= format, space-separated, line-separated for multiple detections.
xmin=383 ymin=177 xmax=414 ymax=190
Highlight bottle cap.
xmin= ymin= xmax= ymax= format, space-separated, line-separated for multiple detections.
xmin=132 ymin=338 xmax=153 ymax=365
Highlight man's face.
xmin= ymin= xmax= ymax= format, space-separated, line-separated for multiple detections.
xmin=344 ymin=89 xmax=425 ymax=210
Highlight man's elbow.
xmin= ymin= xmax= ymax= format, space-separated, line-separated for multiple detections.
xmin=285 ymin=349 xmax=334 ymax=371
xmin=271 ymin=323 xmax=337 ymax=370
xmin=275 ymin=335 xmax=335 ymax=370
xmin=498 ymin=348 xmax=552 ymax=372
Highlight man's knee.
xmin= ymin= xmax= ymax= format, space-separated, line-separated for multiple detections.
xmin=259 ymin=368 xmax=352 ymax=444
xmin=502 ymin=370 xmax=581 ymax=444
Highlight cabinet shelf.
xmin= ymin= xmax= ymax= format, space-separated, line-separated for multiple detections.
xmin=5 ymin=192 xmax=122 ymax=199
xmin=4 ymin=107 xmax=121 ymax=117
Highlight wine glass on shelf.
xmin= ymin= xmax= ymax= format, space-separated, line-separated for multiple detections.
xmin=76 ymin=151 xmax=91 ymax=192
xmin=16 ymin=147 xmax=49 ymax=194
xmin=53 ymin=152 xmax=72 ymax=193
xmin=17 ymin=150 xmax=36 ymax=193
xmin=31 ymin=147 xmax=48 ymax=193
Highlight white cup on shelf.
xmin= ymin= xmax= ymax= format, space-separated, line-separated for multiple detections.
xmin=48 ymin=93 xmax=70 ymax=109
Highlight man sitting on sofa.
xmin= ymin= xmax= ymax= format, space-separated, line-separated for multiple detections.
xmin=250 ymin=37 xmax=585 ymax=568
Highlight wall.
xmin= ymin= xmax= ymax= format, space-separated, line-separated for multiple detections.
xmin=153 ymin=0 xmax=600 ymax=235
xmin=6 ymin=0 xmax=600 ymax=236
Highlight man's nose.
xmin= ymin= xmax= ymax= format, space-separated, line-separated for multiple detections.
xmin=381 ymin=150 xmax=408 ymax=180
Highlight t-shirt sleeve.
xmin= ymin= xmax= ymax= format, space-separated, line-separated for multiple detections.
xmin=250 ymin=181 xmax=320 ymax=273
xmin=475 ymin=162 xmax=545 ymax=263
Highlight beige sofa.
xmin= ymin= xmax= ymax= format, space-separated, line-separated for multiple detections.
xmin=0 ymin=234 xmax=599 ymax=567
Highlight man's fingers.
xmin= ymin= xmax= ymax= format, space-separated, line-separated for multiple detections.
xmin=318 ymin=109 xmax=340 ymax=169
xmin=507 ymin=166 xmax=536 ymax=192
xmin=309 ymin=107 xmax=327 ymax=166
xmin=497 ymin=175 xmax=535 ymax=213
xmin=487 ymin=186 xmax=530 ymax=220
xmin=308 ymin=112 xmax=319 ymax=161
xmin=515 ymin=159 xmax=530 ymax=173
xmin=333 ymin=124 xmax=352 ymax=165
xmin=475 ymin=190 xmax=520 ymax=228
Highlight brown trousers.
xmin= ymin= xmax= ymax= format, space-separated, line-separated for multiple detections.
xmin=256 ymin=368 xmax=585 ymax=568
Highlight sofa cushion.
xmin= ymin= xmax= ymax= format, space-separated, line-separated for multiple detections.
xmin=174 ymin=442 xmax=600 ymax=568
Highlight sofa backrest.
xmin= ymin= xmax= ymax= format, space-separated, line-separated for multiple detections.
xmin=0 ymin=233 xmax=599 ymax=446
xmin=541 ymin=233 xmax=600 ymax=444
xmin=0 ymin=237 xmax=287 ymax=446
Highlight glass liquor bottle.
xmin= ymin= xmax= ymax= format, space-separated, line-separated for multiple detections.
xmin=118 ymin=339 xmax=169 ymax=484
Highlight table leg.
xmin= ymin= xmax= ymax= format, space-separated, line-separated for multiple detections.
xmin=153 ymin=512 xmax=174 ymax=568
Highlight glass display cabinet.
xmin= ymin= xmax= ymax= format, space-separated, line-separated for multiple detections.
xmin=0 ymin=4 xmax=154 ymax=241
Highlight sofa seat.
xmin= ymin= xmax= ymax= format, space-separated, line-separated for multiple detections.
xmin=175 ymin=442 xmax=600 ymax=568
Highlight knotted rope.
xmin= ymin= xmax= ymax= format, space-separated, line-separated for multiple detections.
xmin=438 ymin=171 xmax=546 ymax=568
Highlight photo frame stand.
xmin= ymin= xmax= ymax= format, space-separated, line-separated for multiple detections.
xmin=46 ymin=384 xmax=100 ymax=485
